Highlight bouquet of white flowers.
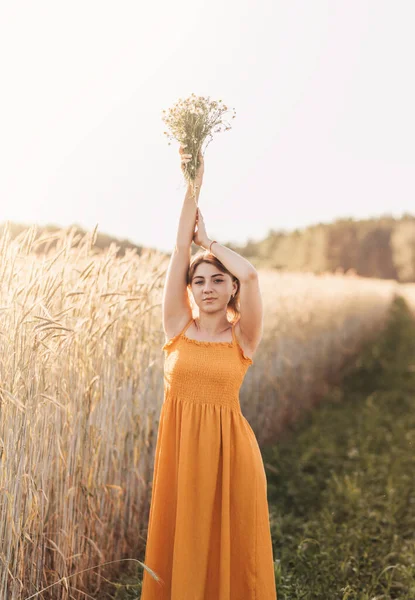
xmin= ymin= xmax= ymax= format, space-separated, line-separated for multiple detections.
xmin=162 ymin=93 xmax=236 ymax=196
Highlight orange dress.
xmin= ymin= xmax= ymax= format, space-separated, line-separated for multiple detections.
xmin=141 ymin=317 xmax=277 ymax=599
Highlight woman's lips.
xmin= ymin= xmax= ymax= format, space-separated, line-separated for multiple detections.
xmin=204 ymin=298 xmax=216 ymax=302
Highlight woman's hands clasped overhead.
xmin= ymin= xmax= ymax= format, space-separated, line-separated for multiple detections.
xmin=179 ymin=143 xmax=208 ymax=248
xmin=193 ymin=208 xmax=210 ymax=249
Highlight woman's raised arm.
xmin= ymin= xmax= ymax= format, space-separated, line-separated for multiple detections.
xmin=175 ymin=145 xmax=204 ymax=250
xmin=175 ymin=185 xmax=200 ymax=250
xmin=162 ymin=147 xmax=204 ymax=339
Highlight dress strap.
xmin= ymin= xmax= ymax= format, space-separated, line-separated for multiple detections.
xmin=180 ymin=317 xmax=194 ymax=338
xmin=162 ymin=317 xmax=194 ymax=351
xmin=231 ymin=321 xmax=237 ymax=346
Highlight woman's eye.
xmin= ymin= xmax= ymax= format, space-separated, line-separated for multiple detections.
xmin=195 ymin=280 xmax=223 ymax=284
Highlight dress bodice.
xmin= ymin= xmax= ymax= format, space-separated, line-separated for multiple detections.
xmin=162 ymin=318 xmax=253 ymax=411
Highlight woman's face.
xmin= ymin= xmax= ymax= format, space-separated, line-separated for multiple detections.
xmin=190 ymin=263 xmax=236 ymax=312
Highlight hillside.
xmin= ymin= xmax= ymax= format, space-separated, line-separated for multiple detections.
xmin=2 ymin=212 xmax=415 ymax=282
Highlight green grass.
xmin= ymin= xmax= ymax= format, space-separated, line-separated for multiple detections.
xmin=264 ymin=295 xmax=415 ymax=599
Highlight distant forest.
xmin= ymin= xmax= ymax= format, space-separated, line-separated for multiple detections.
xmin=233 ymin=213 xmax=415 ymax=283
xmin=2 ymin=213 xmax=415 ymax=283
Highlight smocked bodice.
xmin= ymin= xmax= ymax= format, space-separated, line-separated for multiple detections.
xmin=162 ymin=318 xmax=253 ymax=412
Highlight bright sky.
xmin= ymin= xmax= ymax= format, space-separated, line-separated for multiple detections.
xmin=0 ymin=1 xmax=414 ymax=254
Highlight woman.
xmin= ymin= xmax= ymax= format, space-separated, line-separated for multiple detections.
xmin=140 ymin=145 xmax=277 ymax=599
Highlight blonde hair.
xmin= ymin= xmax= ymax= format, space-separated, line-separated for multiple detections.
xmin=187 ymin=249 xmax=240 ymax=323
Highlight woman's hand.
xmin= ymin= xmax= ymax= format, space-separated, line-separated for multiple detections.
xmin=193 ymin=208 xmax=210 ymax=249
xmin=179 ymin=144 xmax=204 ymax=189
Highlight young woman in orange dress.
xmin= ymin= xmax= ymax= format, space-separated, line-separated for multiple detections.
xmin=140 ymin=145 xmax=278 ymax=600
